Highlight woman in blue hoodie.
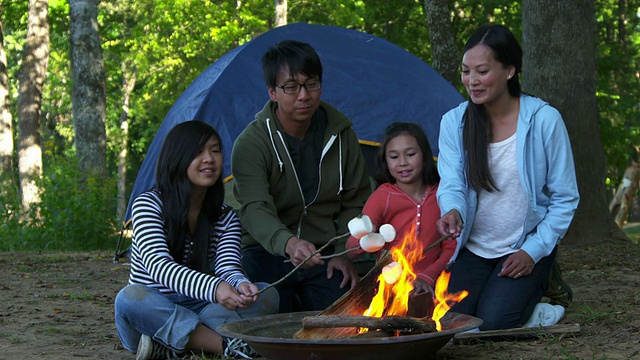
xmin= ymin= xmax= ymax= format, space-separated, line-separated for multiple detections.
xmin=436 ymin=25 xmax=579 ymax=330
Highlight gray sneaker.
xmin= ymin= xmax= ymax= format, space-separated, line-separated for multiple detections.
xmin=222 ymin=337 xmax=259 ymax=359
xmin=136 ymin=334 xmax=185 ymax=360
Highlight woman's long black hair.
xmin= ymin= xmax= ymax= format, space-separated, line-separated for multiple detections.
xmin=374 ymin=122 xmax=439 ymax=187
xmin=155 ymin=120 xmax=225 ymax=272
xmin=462 ymin=24 xmax=522 ymax=192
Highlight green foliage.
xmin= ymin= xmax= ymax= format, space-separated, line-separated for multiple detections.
xmin=595 ymin=0 xmax=640 ymax=187
xmin=623 ymin=223 xmax=640 ymax=244
xmin=0 ymin=157 xmax=118 ymax=252
xmin=1 ymin=0 xmax=639 ymax=252
xmin=358 ymin=0 xmax=430 ymax=60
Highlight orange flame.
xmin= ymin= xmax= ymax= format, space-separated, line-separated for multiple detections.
xmin=361 ymin=225 xmax=468 ymax=333
xmin=432 ymin=271 xmax=468 ymax=331
xmin=361 ymin=226 xmax=423 ymax=326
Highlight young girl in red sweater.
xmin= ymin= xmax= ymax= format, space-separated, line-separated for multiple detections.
xmin=346 ymin=122 xmax=456 ymax=294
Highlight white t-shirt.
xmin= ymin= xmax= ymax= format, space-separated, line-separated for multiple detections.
xmin=467 ymin=132 xmax=527 ymax=258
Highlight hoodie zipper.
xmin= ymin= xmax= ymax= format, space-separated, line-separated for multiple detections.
xmin=277 ymin=131 xmax=340 ymax=238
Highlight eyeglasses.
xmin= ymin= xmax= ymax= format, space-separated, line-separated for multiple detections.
xmin=275 ymin=80 xmax=322 ymax=94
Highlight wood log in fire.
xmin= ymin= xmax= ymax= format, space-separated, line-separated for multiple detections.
xmin=293 ymin=251 xmax=436 ymax=340
xmin=293 ymin=252 xmax=393 ymax=340
xmin=302 ymin=315 xmax=436 ymax=333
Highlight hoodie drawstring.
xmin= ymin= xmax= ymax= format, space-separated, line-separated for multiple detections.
xmin=266 ymin=118 xmax=284 ymax=172
xmin=337 ymin=133 xmax=343 ymax=195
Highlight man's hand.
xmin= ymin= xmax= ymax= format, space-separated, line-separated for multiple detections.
xmin=285 ymin=236 xmax=323 ymax=269
xmin=499 ymin=250 xmax=535 ymax=279
xmin=327 ymin=257 xmax=359 ymax=289
xmin=436 ymin=209 xmax=462 ymax=237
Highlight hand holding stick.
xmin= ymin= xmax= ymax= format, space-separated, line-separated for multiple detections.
xmin=249 ymin=232 xmax=350 ymax=296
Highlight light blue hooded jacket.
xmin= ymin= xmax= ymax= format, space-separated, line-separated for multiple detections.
xmin=437 ymin=95 xmax=580 ymax=263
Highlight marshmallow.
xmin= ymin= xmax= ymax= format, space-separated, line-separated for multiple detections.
xmin=382 ymin=262 xmax=403 ymax=284
xmin=379 ymin=224 xmax=396 ymax=242
xmin=348 ymin=214 xmax=374 ymax=239
xmin=359 ymin=233 xmax=386 ymax=253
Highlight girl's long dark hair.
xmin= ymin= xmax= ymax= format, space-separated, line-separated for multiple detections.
xmin=155 ymin=120 xmax=225 ymax=272
xmin=374 ymin=122 xmax=439 ymax=187
xmin=462 ymin=24 xmax=522 ymax=192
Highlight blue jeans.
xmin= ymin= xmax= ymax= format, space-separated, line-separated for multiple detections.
xmin=114 ymin=283 xmax=278 ymax=352
xmin=242 ymin=245 xmax=348 ymax=313
xmin=447 ymin=247 xmax=556 ymax=330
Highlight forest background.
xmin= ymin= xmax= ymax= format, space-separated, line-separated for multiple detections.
xmin=0 ymin=0 xmax=639 ymax=252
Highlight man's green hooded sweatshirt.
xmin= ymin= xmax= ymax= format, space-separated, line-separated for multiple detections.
xmin=231 ymin=100 xmax=372 ymax=257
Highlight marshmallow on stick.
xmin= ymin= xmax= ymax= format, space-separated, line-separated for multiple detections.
xmin=379 ymin=224 xmax=396 ymax=242
xmin=359 ymin=233 xmax=386 ymax=253
xmin=348 ymin=214 xmax=374 ymax=239
xmin=382 ymin=261 xmax=403 ymax=284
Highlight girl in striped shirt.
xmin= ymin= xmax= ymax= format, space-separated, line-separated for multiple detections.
xmin=115 ymin=121 xmax=278 ymax=359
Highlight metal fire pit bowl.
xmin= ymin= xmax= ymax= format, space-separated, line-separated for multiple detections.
xmin=217 ymin=311 xmax=482 ymax=360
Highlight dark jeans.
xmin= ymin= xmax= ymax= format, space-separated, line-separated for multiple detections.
xmin=241 ymin=245 xmax=348 ymax=313
xmin=447 ymin=246 xmax=556 ymax=330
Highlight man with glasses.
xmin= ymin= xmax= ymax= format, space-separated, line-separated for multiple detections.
xmin=231 ymin=40 xmax=371 ymax=313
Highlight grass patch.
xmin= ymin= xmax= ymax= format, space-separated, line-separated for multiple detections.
xmin=9 ymin=336 xmax=25 ymax=344
xmin=572 ymin=304 xmax=617 ymax=323
xmin=67 ymin=290 xmax=94 ymax=301
xmin=622 ymin=223 xmax=640 ymax=244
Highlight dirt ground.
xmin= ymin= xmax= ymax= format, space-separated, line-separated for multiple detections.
xmin=1 ymin=231 xmax=639 ymax=360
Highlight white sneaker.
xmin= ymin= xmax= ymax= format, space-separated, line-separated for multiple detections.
xmin=136 ymin=334 xmax=185 ymax=360
xmin=222 ymin=337 xmax=259 ymax=359
xmin=524 ymin=302 xmax=565 ymax=327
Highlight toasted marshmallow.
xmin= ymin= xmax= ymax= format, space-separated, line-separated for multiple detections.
xmin=382 ymin=262 xmax=403 ymax=284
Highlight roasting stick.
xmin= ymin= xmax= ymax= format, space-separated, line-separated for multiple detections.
xmin=299 ymin=230 xmax=459 ymax=261
xmin=252 ymin=229 xmax=461 ymax=296
xmin=283 ymin=244 xmax=361 ymax=262
xmin=248 ymin=232 xmax=350 ymax=296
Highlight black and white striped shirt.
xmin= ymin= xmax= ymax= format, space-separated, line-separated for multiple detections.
xmin=128 ymin=189 xmax=248 ymax=303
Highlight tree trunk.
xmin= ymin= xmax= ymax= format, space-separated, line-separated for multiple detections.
xmin=275 ymin=0 xmax=287 ymax=27
xmin=117 ymin=62 xmax=136 ymax=222
xmin=522 ymin=0 xmax=622 ymax=244
xmin=70 ymin=0 xmax=107 ymax=177
xmin=0 ymin=20 xmax=13 ymax=175
xmin=423 ymin=0 xmax=460 ymax=88
xmin=17 ymin=0 xmax=49 ymax=212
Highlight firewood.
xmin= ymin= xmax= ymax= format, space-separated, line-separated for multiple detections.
xmin=293 ymin=252 xmax=393 ymax=339
xmin=453 ymin=323 xmax=581 ymax=344
xmin=407 ymin=291 xmax=433 ymax=318
xmin=302 ymin=315 xmax=437 ymax=333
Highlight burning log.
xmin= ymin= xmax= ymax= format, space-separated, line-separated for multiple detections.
xmin=302 ymin=315 xmax=436 ymax=333
xmin=293 ymin=227 xmax=462 ymax=340
xmin=293 ymin=252 xmax=393 ymax=340
xmin=407 ymin=291 xmax=433 ymax=318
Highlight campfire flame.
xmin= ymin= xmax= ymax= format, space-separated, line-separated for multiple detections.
xmin=360 ymin=225 xmax=468 ymax=332
xmin=362 ymin=226 xmax=422 ymax=320
xmin=432 ymin=271 xmax=468 ymax=331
